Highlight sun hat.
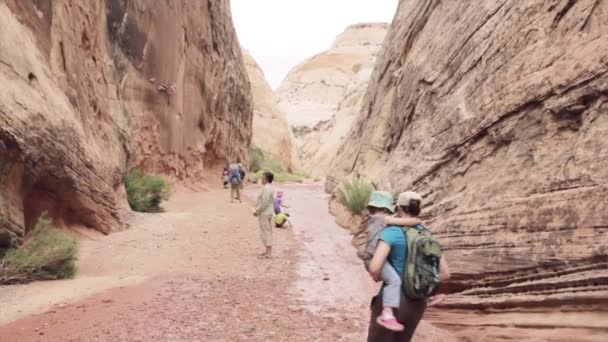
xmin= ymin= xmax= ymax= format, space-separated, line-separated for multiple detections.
xmin=396 ymin=191 xmax=423 ymax=207
xmin=367 ymin=191 xmax=395 ymax=213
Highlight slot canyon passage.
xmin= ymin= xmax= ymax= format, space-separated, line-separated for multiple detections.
xmin=0 ymin=0 xmax=607 ymax=341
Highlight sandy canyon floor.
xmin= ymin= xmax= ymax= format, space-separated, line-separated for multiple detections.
xmin=0 ymin=183 xmax=454 ymax=341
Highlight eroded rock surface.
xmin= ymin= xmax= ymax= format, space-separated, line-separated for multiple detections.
xmin=244 ymin=51 xmax=297 ymax=170
xmin=278 ymin=23 xmax=387 ymax=176
xmin=0 ymin=0 xmax=252 ymax=242
xmin=328 ymin=1 xmax=608 ymax=340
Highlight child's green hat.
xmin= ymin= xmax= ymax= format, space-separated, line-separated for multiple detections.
xmin=367 ymin=191 xmax=395 ymax=213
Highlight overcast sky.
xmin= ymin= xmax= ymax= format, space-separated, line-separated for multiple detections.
xmin=231 ymin=0 xmax=398 ymax=89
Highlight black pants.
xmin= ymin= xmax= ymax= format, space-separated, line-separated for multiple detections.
xmin=367 ymin=295 xmax=427 ymax=342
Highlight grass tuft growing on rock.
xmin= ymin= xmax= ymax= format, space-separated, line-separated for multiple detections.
xmin=337 ymin=179 xmax=374 ymax=215
xmin=0 ymin=214 xmax=78 ymax=285
xmin=125 ymin=169 xmax=170 ymax=213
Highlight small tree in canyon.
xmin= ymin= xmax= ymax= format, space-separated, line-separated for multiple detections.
xmin=125 ymin=169 xmax=170 ymax=213
xmin=0 ymin=214 xmax=78 ymax=284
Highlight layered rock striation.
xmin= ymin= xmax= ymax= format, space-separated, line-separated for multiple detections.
xmin=278 ymin=23 xmax=387 ymax=176
xmin=328 ymin=1 xmax=608 ymax=340
xmin=0 ymin=0 xmax=252 ymax=244
xmin=243 ymin=50 xmax=297 ymax=170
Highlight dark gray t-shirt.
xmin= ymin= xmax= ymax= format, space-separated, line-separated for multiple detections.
xmin=360 ymin=215 xmax=386 ymax=261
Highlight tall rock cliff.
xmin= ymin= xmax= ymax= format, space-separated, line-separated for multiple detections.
xmin=0 ymin=0 xmax=252 ymax=245
xmin=328 ymin=1 xmax=608 ymax=340
xmin=277 ymin=23 xmax=387 ymax=176
xmin=243 ymin=50 xmax=297 ymax=170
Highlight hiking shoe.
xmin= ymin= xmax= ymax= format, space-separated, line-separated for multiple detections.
xmin=376 ymin=317 xmax=405 ymax=332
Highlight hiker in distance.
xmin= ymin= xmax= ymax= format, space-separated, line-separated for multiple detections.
xmin=367 ymin=191 xmax=451 ymax=342
xmin=229 ymin=163 xmax=242 ymax=202
xmin=222 ymin=165 xmax=230 ymax=189
xmin=238 ymin=163 xmax=246 ymax=189
xmin=253 ymin=172 xmax=275 ymax=259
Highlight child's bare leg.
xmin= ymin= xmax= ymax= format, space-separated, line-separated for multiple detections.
xmin=428 ymin=293 xmax=446 ymax=307
xmin=376 ymin=263 xmax=404 ymax=332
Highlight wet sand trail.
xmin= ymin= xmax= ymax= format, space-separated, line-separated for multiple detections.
xmin=0 ymin=183 xmax=453 ymax=341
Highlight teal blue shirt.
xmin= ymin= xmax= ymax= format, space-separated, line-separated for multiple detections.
xmin=379 ymin=226 xmax=408 ymax=277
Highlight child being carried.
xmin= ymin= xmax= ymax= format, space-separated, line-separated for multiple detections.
xmin=358 ymin=191 xmax=444 ymax=332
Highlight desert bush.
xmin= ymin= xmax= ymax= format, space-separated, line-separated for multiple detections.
xmin=0 ymin=214 xmax=78 ymax=284
xmin=337 ymin=178 xmax=374 ymax=215
xmin=292 ymin=169 xmax=311 ymax=179
xmin=260 ymin=158 xmax=285 ymax=174
xmin=254 ymin=169 xmax=304 ymax=183
xmin=125 ymin=169 xmax=170 ymax=212
xmin=274 ymin=172 xmax=304 ymax=183
xmin=248 ymin=147 xmax=265 ymax=173
xmin=249 ymin=148 xmax=307 ymax=183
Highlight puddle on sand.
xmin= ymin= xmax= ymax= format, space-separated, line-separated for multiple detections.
xmin=247 ymin=183 xmax=377 ymax=318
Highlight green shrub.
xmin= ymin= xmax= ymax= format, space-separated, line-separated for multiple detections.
xmin=249 ymin=147 xmax=265 ymax=173
xmin=254 ymin=169 xmax=304 ymax=183
xmin=249 ymin=149 xmax=305 ymax=183
xmin=275 ymin=172 xmax=304 ymax=183
xmin=292 ymin=170 xmax=311 ymax=179
xmin=125 ymin=169 xmax=170 ymax=212
xmin=260 ymin=159 xmax=285 ymax=174
xmin=337 ymin=179 xmax=374 ymax=215
xmin=0 ymin=214 xmax=78 ymax=284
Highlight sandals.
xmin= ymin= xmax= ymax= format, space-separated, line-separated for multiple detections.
xmin=257 ymin=254 xmax=272 ymax=259
xmin=376 ymin=316 xmax=405 ymax=332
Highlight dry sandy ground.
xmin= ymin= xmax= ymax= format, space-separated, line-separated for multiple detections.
xmin=0 ymin=183 xmax=455 ymax=341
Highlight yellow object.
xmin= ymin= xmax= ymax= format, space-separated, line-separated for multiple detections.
xmin=274 ymin=212 xmax=288 ymax=225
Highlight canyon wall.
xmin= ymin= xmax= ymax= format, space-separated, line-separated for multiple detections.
xmin=278 ymin=23 xmax=387 ymax=176
xmin=328 ymin=1 xmax=608 ymax=341
xmin=243 ymin=50 xmax=297 ymax=170
xmin=0 ymin=0 xmax=252 ymax=245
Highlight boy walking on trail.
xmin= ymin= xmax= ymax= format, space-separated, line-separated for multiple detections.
xmin=253 ymin=172 xmax=275 ymax=259
xmin=358 ymin=191 xmax=422 ymax=332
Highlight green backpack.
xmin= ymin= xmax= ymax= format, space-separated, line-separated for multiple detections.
xmin=401 ymin=225 xmax=442 ymax=300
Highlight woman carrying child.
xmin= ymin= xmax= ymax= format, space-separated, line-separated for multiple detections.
xmin=358 ymin=191 xmax=423 ymax=332
xmin=365 ymin=191 xmax=451 ymax=341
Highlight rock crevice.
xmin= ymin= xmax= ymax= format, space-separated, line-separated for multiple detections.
xmin=0 ymin=0 xmax=252 ymax=242
xmin=328 ymin=1 xmax=608 ymax=340
xmin=278 ymin=23 xmax=388 ymax=176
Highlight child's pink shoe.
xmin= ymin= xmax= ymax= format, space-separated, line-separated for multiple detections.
xmin=376 ymin=316 xmax=405 ymax=332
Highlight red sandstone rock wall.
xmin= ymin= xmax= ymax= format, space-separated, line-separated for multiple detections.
xmin=327 ymin=1 xmax=608 ymax=340
xmin=0 ymin=0 xmax=252 ymax=243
